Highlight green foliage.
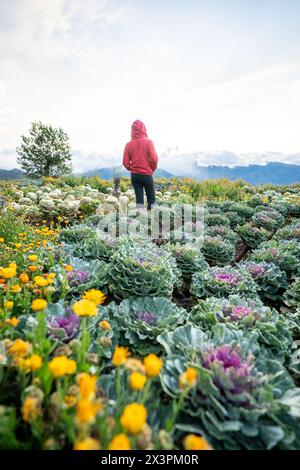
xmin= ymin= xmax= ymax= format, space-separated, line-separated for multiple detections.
xmin=167 ymin=244 xmax=209 ymax=279
xmin=241 ymin=261 xmax=288 ymax=302
xmin=191 ymin=266 xmax=257 ymax=299
xmin=107 ymin=297 xmax=187 ymax=355
xmin=17 ymin=121 xmax=72 ymax=177
xmin=202 ymin=236 xmax=236 ymax=266
xmin=284 ymin=278 xmax=300 ymax=311
xmin=106 ymin=241 xmax=180 ymax=299
xmin=237 ymin=223 xmax=270 ymax=249
xmin=189 ymin=295 xmax=292 ymax=356
xmin=249 ymin=240 xmax=300 ymax=277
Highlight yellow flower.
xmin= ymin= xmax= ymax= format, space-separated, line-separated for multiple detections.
xmin=183 ymin=434 xmax=212 ymax=450
xmin=179 ymin=367 xmax=198 ymax=388
xmin=32 ymin=299 xmax=48 ymax=312
xmin=99 ymin=320 xmax=111 ymax=330
xmin=34 ymin=276 xmax=48 ymax=287
xmin=76 ymin=399 xmax=102 ymax=425
xmin=29 ymin=265 xmax=38 ymax=272
xmin=9 ymin=339 xmax=31 ymax=357
xmin=5 ymin=316 xmax=19 ymax=327
xmin=120 ymin=403 xmax=147 ymax=435
xmin=108 ymin=434 xmax=131 ymax=450
xmin=72 ymin=299 xmax=97 ymax=317
xmin=0 ymin=238 xmax=4 ymax=243
xmin=64 ymin=395 xmax=77 ymax=407
xmin=64 ymin=264 xmax=73 ymax=272
xmin=82 ymin=289 xmax=106 ymax=305
xmin=10 ymin=284 xmax=22 ymax=293
xmin=129 ymin=372 xmax=147 ymax=391
xmin=17 ymin=354 xmax=42 ymax=372
xmin=4 ymin=300 xmax=14 ymax=310
xmin=29 ymin=354 xmax=43 ymax=371
xmin=2 ymin=267 xmax=16 ymax=279
xmin=19 ymin=273 xmax=29 ymax=284
xmin=28 ymin=254 xmax=38 ymax=262
xmin=22 ymin=397 xmax=41 ymax=423
xmin=74 ymin=437 xmax=101 ymax=450
xmin=143 ymin=354 xmax=163 ymax=378
xmin=77 ymin=373 xmax=97 ymax=400
xmin=48 ymin=355 xmax=76 ymax=378
xmin=112 ymin=346 xmax=130 ymax=367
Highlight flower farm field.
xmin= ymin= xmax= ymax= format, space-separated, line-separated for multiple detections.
xmin=0 ymin=176 xmax=300 ymax=450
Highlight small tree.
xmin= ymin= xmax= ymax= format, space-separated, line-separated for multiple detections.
xmin=17 ymin=121 xmax=72 ymax=177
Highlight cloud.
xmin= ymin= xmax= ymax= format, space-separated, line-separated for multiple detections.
xmin=0 ymin=0 xmax=300 ymax=169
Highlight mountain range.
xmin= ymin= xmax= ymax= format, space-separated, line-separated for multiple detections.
xmin=0 ymin=162 xmax=299 ymax=184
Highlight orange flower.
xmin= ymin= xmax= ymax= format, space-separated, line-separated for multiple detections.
xmin=29 ymin=265 xmax=38 ymax=272
xmin=112 ymin=346 xmax=130 ymax=367
xmin=19 ymin=273 xmax=29 ymax=284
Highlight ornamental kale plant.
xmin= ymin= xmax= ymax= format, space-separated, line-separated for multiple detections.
xmin=106 ymin=241 xmax=180 ymax=299
xmin=275 ymin=220 xmax=300 ymax=242
xmin=204 ymin=213 xmax=230 ymax=227
xmin=189 ymin=295 xmax=292 ymax=356
xmin=106 ymin=297 xmax=187 ymax=355
xmin=222 ymin=211 xmax=244 ymax=228
xmin=241 ymin=261 xmax=288 ymax=303
xmin=237 ymin=223 xmax=270 ymax=249
xmin=202 ymin=236 xmax=236 ymax=266
xmin=158 ymin=324 xmax=300 ymax=450
xmin=167 ymin=244 xmax=208 ymax=279
xmin=59 ymin=224 xmax=94 ymax=244
xmin=51 ymin=256 xmax=109 ymax=298
xmin=227 ymin=203 xmax=255 ymax=221
xmin=191 ymin=266 xmax=257 ymax=299
xmin=46 ymin=301 xmax=80 ymax=342
xmin=68 ymin=235 xmax=117 ymax=261
xmin=249 ymin=240 xmax=300 ymax=277
xmin=283 ymin=278 xmax=300 ymax=311
xmin=206 ymin=225 xmax=238 ymax=244
xmin=252 ymin=210 xmax=285 ymax=232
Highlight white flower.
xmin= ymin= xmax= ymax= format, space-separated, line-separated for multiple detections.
xmin=39 ymin=198 xmax=56 ymax=209
xmin=19 ymin=197 xmax=32 ymax=205
xmin=26 ymin=192 xmax=38 ymax=202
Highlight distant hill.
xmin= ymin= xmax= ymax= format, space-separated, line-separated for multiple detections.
xmin=80 ymin=168 xmax=174 ymax=179
xmin=0 ymin=168 xmax=24 ymax=180
xmin=188 ymin=162 xmax=300 ymax=185
xmin=80 ymin=162 xmax=300 ymax=184
xmin=1 ymin=162 xmax=299 ymax=184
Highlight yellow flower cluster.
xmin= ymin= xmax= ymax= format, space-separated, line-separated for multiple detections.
xmin=179 ymin=367 xmax=198 ymax=388
xmin=75 ymin=373 xmax=102 ymax=426
xmin=48 ymin=355 xmax=76 ymax=378
xmin=120 ymin=403 xmax=147 ymax=435
xmin=183 ymin=434 xmax=212 ymax=450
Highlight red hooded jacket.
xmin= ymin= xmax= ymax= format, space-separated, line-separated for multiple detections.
xmin=123 ymin=120 xmax=158 ymax=176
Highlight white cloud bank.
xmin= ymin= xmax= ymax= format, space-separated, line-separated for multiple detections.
xmin=1 ymin=0 xmax=300 ymax=171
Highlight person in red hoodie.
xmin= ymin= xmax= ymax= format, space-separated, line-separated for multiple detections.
xmin=123 ymin=120 xmax=158 ymax=209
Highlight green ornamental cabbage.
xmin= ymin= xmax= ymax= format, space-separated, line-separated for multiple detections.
xmin=106 ymin=241 xmax=180 ymax=299
xmin=107 ymin=296 xmax=187 ymax=355
xmin=189 ymin=295 xmax=292 ymax=356
xmin=202 ymin=236 xmax=236 ymax=266
xmin=191 ymin=266 xmax=258 ymax=299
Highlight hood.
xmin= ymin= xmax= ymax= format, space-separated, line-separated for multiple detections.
xmin=131 ymin=119 xmax=148 ymax=140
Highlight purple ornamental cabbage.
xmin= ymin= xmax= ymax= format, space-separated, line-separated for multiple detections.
xmin=67 ymin=270 xmax=90 ymax=287
xmin=137 ymin=311 xmax=157 ymax=325
xmin=202 ymin=345 xmax=262 ymax=401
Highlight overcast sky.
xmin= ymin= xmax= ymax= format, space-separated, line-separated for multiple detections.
xmin=1 ymin=0 xmax=300 ymax=171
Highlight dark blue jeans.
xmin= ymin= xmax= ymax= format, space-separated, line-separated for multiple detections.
xmin=131 ymin=173 xmax=156 ymax=209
